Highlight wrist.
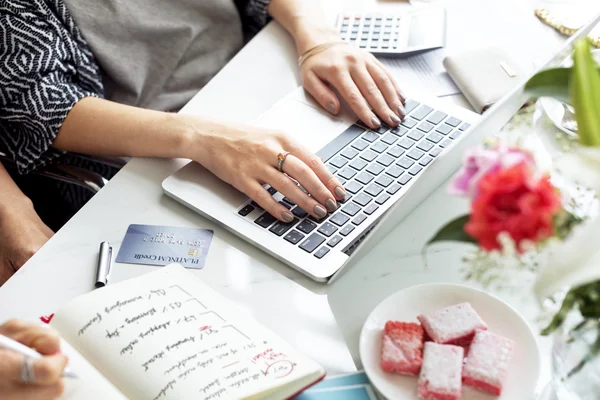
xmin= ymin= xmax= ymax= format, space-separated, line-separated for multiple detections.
xmin=292 ymin=19 xmax=340 ymax=55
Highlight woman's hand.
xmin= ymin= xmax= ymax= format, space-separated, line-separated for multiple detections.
xmin=0 ymin=320 xmax=68 ymax=400
xmin=0 ymin=195 xmax=54 ymax=286
xmin=300 ymin=43 xmax=406 ymax=130
xmin=186 ymin=118 xmax=346 ymax=223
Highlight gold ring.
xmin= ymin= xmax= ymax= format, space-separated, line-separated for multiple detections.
xmin=277 ymin=152 xmax=291 ymax=172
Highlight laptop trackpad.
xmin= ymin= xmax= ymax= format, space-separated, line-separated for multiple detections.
xmin=255 ymin=96 xmax=350 ymax=154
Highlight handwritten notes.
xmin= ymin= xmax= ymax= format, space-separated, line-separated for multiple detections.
xmin=50 ymin=265 xmax=321 ymax=400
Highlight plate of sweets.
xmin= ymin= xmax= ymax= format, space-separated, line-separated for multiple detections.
xmin=359 ymin=283 xmax=541 ymax=400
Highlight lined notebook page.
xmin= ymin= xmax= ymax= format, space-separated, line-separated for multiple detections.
xmin=51 ymin=264 xmax=324 ymax=400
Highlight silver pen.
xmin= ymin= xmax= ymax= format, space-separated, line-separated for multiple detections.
xmin=95 ymin=241 xmax=113 ymax=288
xmin=0 ymin=334 xmax=78 ymax=378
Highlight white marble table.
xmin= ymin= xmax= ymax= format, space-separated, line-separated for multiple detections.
xmin=0 ymin=0 xmax=581 ymax=395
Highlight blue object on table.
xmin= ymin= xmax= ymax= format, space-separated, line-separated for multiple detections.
xmin=115 ymin=224 xmax=213 ymax=269
xmin=295 ymin=372 xmax=382 ymax=399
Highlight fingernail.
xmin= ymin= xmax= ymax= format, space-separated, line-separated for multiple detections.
xmin=327 ymin=102 xmax=336 ymax=114
xmin=390 ymin=114 xmax=401 ymax=124
xmin=399 ymin=91 xmax=407 ymax=104
xmin=398 ymin=103 xmax=406 ymax=119
xmin=370 ymin=116 xmax=381 ymax=128
xmin=282 ymin=211 xmax=294 ymax=223
xmin=314 ymin=205 xmax=327 ymax=218
xmin=335 ymin=186 xmax=346 ymax=199
xmin=326 ymin=199 xmax=337 ymax=213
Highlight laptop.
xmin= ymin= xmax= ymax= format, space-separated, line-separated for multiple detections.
xmin=163 ymin=14 xmax=600 ymax=283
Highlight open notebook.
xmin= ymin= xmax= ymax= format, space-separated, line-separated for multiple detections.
xmin=50 ymin=264 xmax=325 ymax=399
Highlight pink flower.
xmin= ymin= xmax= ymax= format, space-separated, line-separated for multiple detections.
xmin=449 ymin=146 xmax=534 ymax=199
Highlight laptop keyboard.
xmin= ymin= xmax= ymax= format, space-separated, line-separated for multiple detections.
xmin=237 ymin=100 xmax=470 ymax=259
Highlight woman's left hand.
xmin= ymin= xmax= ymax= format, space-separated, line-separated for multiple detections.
xmin=300 ymin=43 xmax=406 ymax=130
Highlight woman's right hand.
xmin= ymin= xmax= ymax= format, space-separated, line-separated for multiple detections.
xmin=0 ymin=191 xmax=54 ymax=286
xmin=186 ymin=118 xmax=346 ymax=223
xmin=0 ymin=320 xmax=67 ymax=400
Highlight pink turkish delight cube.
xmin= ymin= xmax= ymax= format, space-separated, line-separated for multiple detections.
xmin=418 ymin=342 xmax=464 ymax=400
xmin=417 ymin=303 xmax=487 ymax=345
xmin=380 ymin=321 xmax=424 ymax=376
xmin=463 ymin=329 xmax=514 ymax=395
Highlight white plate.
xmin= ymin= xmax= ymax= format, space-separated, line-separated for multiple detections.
xmin=359 ymin=283 xmax=541 ymax=400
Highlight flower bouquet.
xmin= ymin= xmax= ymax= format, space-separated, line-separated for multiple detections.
xmin=424 ymin=39 xmax=600 ymax=398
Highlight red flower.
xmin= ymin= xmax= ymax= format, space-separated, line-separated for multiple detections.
xmin=465 ymin=162 xmax=560 ymax=253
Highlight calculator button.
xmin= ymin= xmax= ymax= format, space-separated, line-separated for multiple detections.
xmin=381 ymin=133 xmax=399 ymax=145
xmin=403 ymin=100 xmax=420 ymax=114
xmin=430 ymin=147 xmax=443 ymax=157
xmin=356 ymin=172 xmax=374 ymax=185
xmin=427 ymin=111 xmax=447 ymax=125
xmin=417 ymin=122 xmax=434 ymax=133
xmin=445 ymin=117 xmax=462 ymax=127
xmin=366 ymin=163 xmax=384 ymax=176
xmin=371 ymin=141 xmax=389 ymax=153
xmin=349 ymin=158 xmax=368 ymax=171
xmin=344 ymin=180 xmax=363 ymax=194
xmin=330 ymin=156 xmax=348 ymax=169
xmin=397 ymin=157 xmax=415 ymax=169
xmin=401 ymin=118 xmax=417 ymax=129
xmin=411 ymin=106 xmax=434 ymax=121
xmin=440 ymin=139 xmax=452 ymax=148
xmin=338 ymin=167 xmax=357 ymax=180
xmin=387 ymin=146 xmax=404 ymax=158
xmin=352 ymin=139 xmax=369 ymax=151
xmin=427 ymin=132 xmax=444 ymax=143
xmin=417 ymin=141 xmax=434 ymax=152
xmin=375 ymin=175 xmax=394 ymax=187
xmin=399 ymin=138 xmax=415 ymax=150
xmin=341 ymin=147 xmax=359 ymax=159
xmin=377 ymin=154 xmax=395 ymax=167
xmin=408 ymin=130 xmax=424 ymax=141
xmin=459 ymin=123 xmax=471 ymax=131
xmin=362 ymin=132 xmax=379 ymax=143
xmin=436 ymin=124 xmax=452 ymax=135
xmin=360 ymin=150 xmax=378 ymax=162
xmin=407 ymin=149 xmax=424 ymax=161
xmin=450 ymin=130 xmax=462 ymax=140
xmin=386 ymin=165 xmax=404 ymax=178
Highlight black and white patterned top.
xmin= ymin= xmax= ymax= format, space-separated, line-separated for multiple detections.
xmin=0 ymin=0 xmax=271 ymax=175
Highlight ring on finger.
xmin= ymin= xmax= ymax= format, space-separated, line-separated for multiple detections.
xmin=20 ymin=356 xmax=35 ymax=384
xmin=277 ymin=152 xmax=291 ymax=172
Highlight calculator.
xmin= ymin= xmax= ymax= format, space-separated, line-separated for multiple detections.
xmin=336 ymin=7 xmax=447 ymax=56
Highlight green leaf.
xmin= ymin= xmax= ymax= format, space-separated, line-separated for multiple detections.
xmin=524 ymin=67 xmax=600 ymax=104
xmin=542 ymin=291 xmax=577 ymax=336
xmin=571 ymin=39 xmax=600 ymax=147
xmin=424 ymin=215 xmax=476 ymax=248
xmin=525 ymin=68 xmax=572 ymax=103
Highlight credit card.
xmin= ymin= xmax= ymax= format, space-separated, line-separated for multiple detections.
xmin=115 ymin=224 xmax=213 ymax=269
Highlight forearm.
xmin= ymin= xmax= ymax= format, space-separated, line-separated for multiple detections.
xmin=268 ymin=0 xmax=339 ymax=54
xmin=0 ymin=163 xmax=31 ymax=216
xmin=53 ymin=97 xmax=194 ymax=159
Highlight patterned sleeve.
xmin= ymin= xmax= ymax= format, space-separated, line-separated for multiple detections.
xmin=0 ymin=0 xmax=104 ymax=174
xmin=234 ymin=0 xmax=272 ymax=38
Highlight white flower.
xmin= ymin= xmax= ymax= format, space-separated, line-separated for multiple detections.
xmin=534 ymin=214 xmax=600 ymax=301
xmin=554 ymin=147 xmax=600 ymax=194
